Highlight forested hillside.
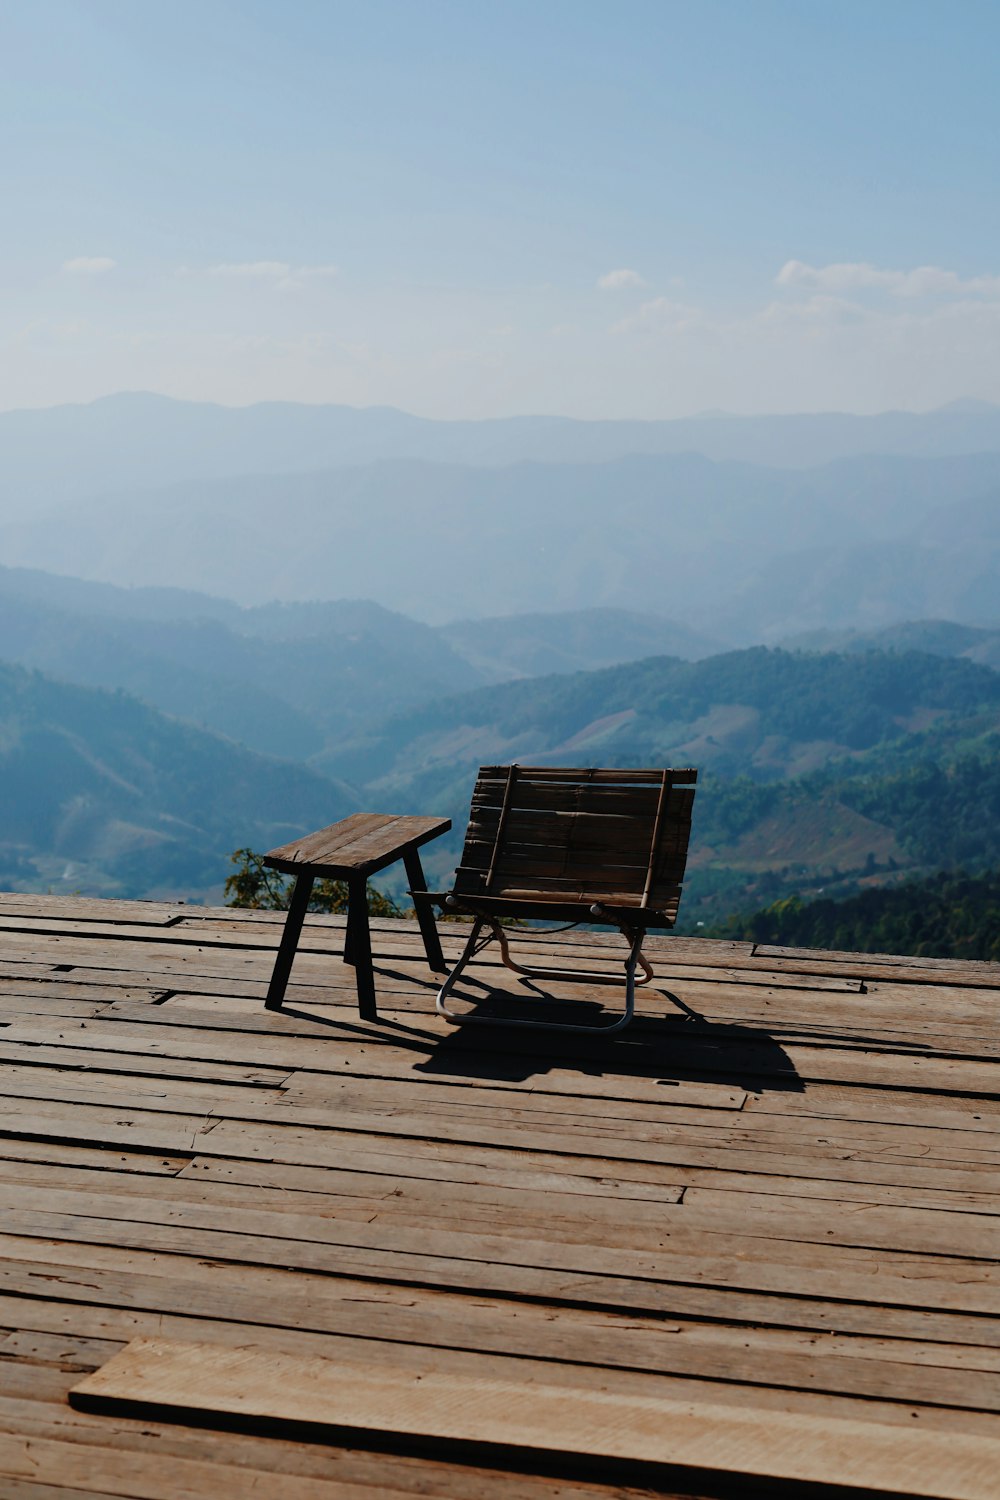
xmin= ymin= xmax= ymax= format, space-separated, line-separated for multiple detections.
xmin=316 ymin=647 xmax=1000 ymax=926
xmin=709 ymin=868 xmax=1000 ymax=963
xmin=0 ymin=662 xmax=355 ymax=898
xmin=683 ymin=744 xmax=1000 ymax=927
xmin=321 ymin=646 xmax=1000 ymax=791
xmin=3 ymin=636 xmax=999 ymax=923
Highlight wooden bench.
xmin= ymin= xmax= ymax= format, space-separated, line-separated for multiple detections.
xmin=262 ymin=813 xmax=451 ymax=1020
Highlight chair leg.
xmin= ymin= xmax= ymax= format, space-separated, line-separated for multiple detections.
xmin=343 ymin=892 xmax=357 ymax=965
xmin=436 ymin=921 xmax=644 ymax=1035
xmin=265 ymin=872 xmax=314 ymax=1011
xmin=435 ymin=917 xmax=488 ymax=1020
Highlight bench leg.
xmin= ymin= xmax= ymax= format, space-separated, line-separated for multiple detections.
xmin=347 ymin=875 xmax=378 ymax=1022
xmin=265 ymin=872 xmax=314 ymax=1011
xmin=404 ymin=849 xmax=446 ymax=972
xmin=343 ymin=892 xmax=357 ymax=965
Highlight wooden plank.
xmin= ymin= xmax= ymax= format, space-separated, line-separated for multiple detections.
xmin=70 ymin=1336 xmax=1000 ymax=1498
xmin=265 ymin=814 xmax=450 ymax=876
xmin=0 ymin=979 xmax=169 ymax=1005
xmin=0 ymin=1019 xmax=751 ymax=1111
xmin=0 ymin=1480 xmax=134 ymax=1500
xmin=0 ymin=1065 xmax=290 ymax=1115
xmin=0 ymin=893 xmax=188 ymax=925
xmin=4 ymin=1317 xmax=996 ymax=1450
xmin=0 ymin=1140 xmax=189 ymax=1175
xmin=19 ymin=1094 xmax=999 ymax=1207
xmin=186 ymin=1147 xmax=1000 ymax=1216
xmin=3 ymin=918 xmax=989 ymax=1038
xmin=757 ymin=942 xmax=1000 ymax=981
xmin=0 ymin=1409 xmax=642 ymax=1500
xmin=4 ymin=1233 xmax=999 ymax=1354
xmin=0 ymin=997 xmax=110 ymax=1020
xmin=10 ymin=1039 xmax=1000 ymax=1178
xmin=0 ymin=1404 xmax=644 ymax=1500
xmin=0 ymin=1041 xmax=290 ymax=1088
xmin=195 ymin=1115 xmax=1000 ymax=1197
xmin=0 ymin=1157 xmax=688 ymax=1245
xmin=3 ymin=1169 xmax=997 ymax=1293
xmin=3 ymin=1148 xmax=976 ymax=1263
xmin=5 ymin=1185 xmax=1000 ymax=1317
xmin=150 ymin=930 xmax=868 ymax=991
xmin=11 ymin=1281 xmax=1000 ymax=1397
xmin=0 ymin=1097 xmax=220 ymax=1155
xmin=750 ymin=946 xmax=1000 ymax=990
xmin=744 ymin=1087 xmax=1000 ymax=1133
xmin=473 ymin=765 xmax=693 ymax=785
xmin=0 ymin=1329 xmax=122 ymax=1369
xmin=0 ymin=1429 xmax=421 ymax=1500
xmin=17 ymin=1008 xmax=1000 ymax=1098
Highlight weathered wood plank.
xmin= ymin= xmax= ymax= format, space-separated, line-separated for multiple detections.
xmin=69 ymin=1337 xmax=1000 ymax=1499
xmin=4 ymin=890 xmax=1000 ymax=1499
xmin=4 ymin=1187 xmax=1000 ymax=1317
xmin=12 ymin=1008 xmax=1000 ymax=1101
xmin=265 ymin=813 xmax=450 ymax=877
xmin=4 ymin=1234 xmax=999 ymax=1352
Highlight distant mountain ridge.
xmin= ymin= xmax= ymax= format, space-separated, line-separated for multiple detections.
xmin=0 ymin=566 xmax=714 ymax=759
xmin=781 ymin=619 xmax=1000 ymax=671
xmin=4 ymin=449 xmax=999 ymax=631
xmin=4 ymin=391 xmax=1000 ymax=512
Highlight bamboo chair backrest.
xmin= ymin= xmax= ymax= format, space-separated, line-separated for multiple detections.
xmin=453 ymin=765 xmax=697 ymax=926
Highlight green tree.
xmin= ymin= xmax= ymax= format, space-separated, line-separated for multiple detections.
xmin=224 ymin=848 xmax=402 ymax=917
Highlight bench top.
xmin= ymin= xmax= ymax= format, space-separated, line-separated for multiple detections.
xmin=264 ymin=813 xmax=451 ymax=879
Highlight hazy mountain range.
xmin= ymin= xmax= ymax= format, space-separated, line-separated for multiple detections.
xmin=4 ymin=392 xmax=1000 ymax=510
xmin=3 ymin=573 xmax=999 ymax=915
xmin=4 ymin=448 xmax=1000 ymax=635
xmin=0 ymin=567 xmax=720 ymax=758
xmin=2 ymin=392 xmax=999 ymax=916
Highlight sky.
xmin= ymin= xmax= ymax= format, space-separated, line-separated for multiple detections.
xmin=3 ymin=0 xmax=1000 ymax=419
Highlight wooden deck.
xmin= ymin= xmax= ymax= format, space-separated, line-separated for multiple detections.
xmin=1 ymin=891 xmax=1000 ymax=1498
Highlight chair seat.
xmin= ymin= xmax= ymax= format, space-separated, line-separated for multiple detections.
xmin=418 ymin=890 xmax=680 ymax=927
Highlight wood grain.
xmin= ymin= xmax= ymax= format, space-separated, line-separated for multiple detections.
xmin=71 ymin=1336 xmax=1000 ymax=1498
xmin=0 ymin=894 xmax=999 ymax=1500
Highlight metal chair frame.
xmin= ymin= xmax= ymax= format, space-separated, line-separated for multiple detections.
xmin=435 ymin=912 xmax=651 ymax=1035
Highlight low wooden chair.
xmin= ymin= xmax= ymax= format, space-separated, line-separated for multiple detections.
xmin=416 ymin=764 xmax=697 ymax=1034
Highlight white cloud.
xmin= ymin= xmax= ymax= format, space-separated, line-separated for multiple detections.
xmin=206 ymin=260 xmax=339 ymax=290
xmin=62 ymin=256 xmax=116 ymax=275
xmin=597 ymin=268 xmax=646 ymax=290
xmin=209 ymin=260 xmax=293 ymax=278
xmin=759 ymin=293 xmax=868 ymax=326
xmin=612 ymin=296 xmax=701 ymax=334
xmin=776 ymin=259 xmax=1000 ymax=298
